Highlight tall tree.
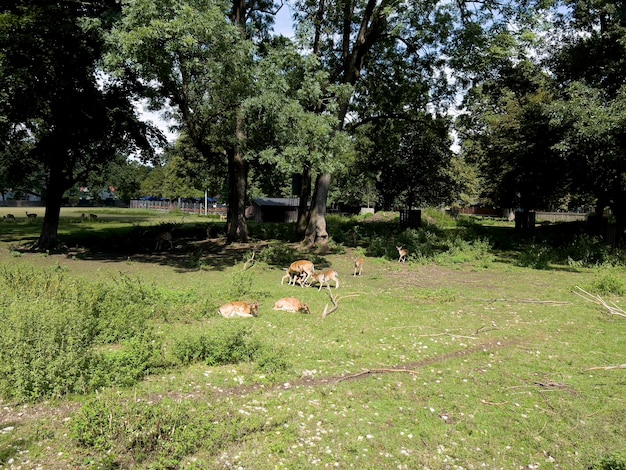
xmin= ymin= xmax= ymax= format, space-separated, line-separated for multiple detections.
xmin=293 ymin=0 xmax=539 ymax=245
xmin=109 ymin=0 xmax=283 ymax=242
xmin=0 ymin=1 xmax=159 ymax=249
xmin=457 ymin=61 xmax=567 ymax=212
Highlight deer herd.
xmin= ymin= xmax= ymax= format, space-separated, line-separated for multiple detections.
xmin=219 ymin=246 xmax=410 ymax=319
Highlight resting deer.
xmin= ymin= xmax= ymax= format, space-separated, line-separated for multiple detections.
xmin=397 ymin=246 xmax=409 ymax=262
xmin=155 ymin=231 xmax=173 ymax=250
xmin=281 ymin=260 xmax=315 ymax=287
xmin=25 ymin=211 xmax=37 ymax=219
xmin=218 ymin=301 xmax=259 ymax=318
xmin=273 ymin=297 xmax=311 ymax=314
xmin=309 ymin=269 xmax=339 ymax=290
xmin=3 ymin=214 xmax=15 ymax=220
xmin=353 ymin=257 xmax=364 ymax=276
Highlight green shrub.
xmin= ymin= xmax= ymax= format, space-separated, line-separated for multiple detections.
xmin=0 ymin=266 xmax=167 ymax=401
xmin=172 ymin=323 xmax=261 ymax=366
xmin=588 ymin=273 xmax=625 ymax=296
xmin=258 ymin=244 xmax=298 ymax=266
xmin=593 ymin=453 xmax=626 ymax=470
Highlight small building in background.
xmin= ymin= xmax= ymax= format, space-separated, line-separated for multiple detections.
xmin=246 ymin=198 xmax=301 ymax=223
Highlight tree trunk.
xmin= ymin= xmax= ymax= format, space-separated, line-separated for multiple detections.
xmin=304 ymin=173 xmax=331 ymax=246
xmin=36 ymin=167 xmax=66 ymax=250
xmin=226 ymin=147 xmax=249 ymax=243
xmin=296 ymin=163 xmax=312 ymax=237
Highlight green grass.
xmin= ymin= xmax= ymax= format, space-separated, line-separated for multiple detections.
xmin=0 ymin=207 xmax=624 ymax=468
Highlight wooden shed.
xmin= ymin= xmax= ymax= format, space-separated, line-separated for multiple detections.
xmin=247 ymin=198 xmax=301 ymax=223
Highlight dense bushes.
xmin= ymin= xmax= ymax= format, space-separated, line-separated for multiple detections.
xmin=0 ymin=267 xmax=165 ymax=401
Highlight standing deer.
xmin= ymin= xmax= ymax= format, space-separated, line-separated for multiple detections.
xmin=218 ymin=301 xmax=260 ymax=318
xmin=397 ymin=246 xmax=409 ymax=262
xmin=353 ymin=257 xmax=364 ymax=276
xmin=3 ymin=214 xmax=15 ymax=220
xmin=25 ymin=211 xmax=37 ymax=219
xmin=155 ymin=231 xmax=173 ymax=250
xmin=273 ymin=297 xmax=311 ymax=314
xmin=309 ymin=269 xmax=339 ymax=290
xmin=281 ymin=260 xmax=315 ymax=287
xmin=88 ymin=213 xmax=98 ymax=221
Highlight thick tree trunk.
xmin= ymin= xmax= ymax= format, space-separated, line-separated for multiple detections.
xmin=296 ymin=163 xmax=312 ymax=237
xmin=304 ymin=173 xmax=331 ymax=246
xmin=36 ymin=167 xmax=66 ymax=251
xmin=226 ymin=148 xmax=249 ymax=243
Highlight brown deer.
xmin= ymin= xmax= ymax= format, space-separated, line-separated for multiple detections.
xmin=353 ymin=257 xmax=364 ymax=276
xmin=397 ymin=246 xmax=409 ymax=262
xmin=88 ymin=213 xmax=98 ymax=221
xmin=155 ymin=231 xmax=173 ymax=250
xmin=309 ymin=269 xmax=339 ymax=290
xmin=218 ymin=301 xmax=260 ymax=318
xmin=273 ymin=297 xmax=311 ymax=314
xmin=25 ymin=211 xmax=37 ymax=219
xmin=281 ymin=260 xmax=315 ymax=287
xmin=3 ymin=214 xmax=15 ymax=220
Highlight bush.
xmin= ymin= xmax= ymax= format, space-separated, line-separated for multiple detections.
xmin=0 ymin=266 xmax=166 ymax=401
xmin=172 ymin=323 xmax=261 ymax=366
xmin=588 ymin=272 xmax=625 ymax=296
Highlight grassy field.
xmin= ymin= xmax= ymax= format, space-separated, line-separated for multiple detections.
xmin=0 ymin=207 xmax=624 ymax=469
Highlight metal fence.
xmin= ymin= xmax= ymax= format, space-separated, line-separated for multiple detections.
xmin=130 ymin=200 xmax=227 ymax=216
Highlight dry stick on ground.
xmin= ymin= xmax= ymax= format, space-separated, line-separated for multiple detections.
xmin=335 ymin=368 xmax=418 ymax=383
xmin=242 ymin=251 xmax=256 ymax=270
xmin=321 ymin=287 xmax=364 ymax=318
xmin=586 ymin=364 xmax=626 ymax=371
xmin=573 ymin=286 xmax=626 ymax=318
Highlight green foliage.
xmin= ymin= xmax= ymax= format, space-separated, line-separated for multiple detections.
xmin=588 ymin=273 xmax=625 ymax=296
xmin=0 ymin=266 xmax=172 ymax=401
xmin=258 ymin=244 xmax=299 ymax=266
xmin=593 ymin=454 xmax=626 ymax=470
xmin=172 ymin=323 xmax=261 ymax=366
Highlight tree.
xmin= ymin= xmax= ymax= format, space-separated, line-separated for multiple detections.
xmin=457 ymin=60 xmax=568 ymax=212
xmin=0 ymin=1 xmax=159 ymax=249
xmin=109 ymin=0 xmax=284 ymax=243
xmin=292 ymin=0 xmax=539 ymax=245
xmin=548 ymin=0 xmax=626 ymax=244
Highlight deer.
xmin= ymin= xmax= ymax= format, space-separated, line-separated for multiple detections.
xmin=88 ymin=213 xmax=98 ymax=221
xmin=3 ymin=214 xmax=15 ymax=220
xmin=397 ymin=246 xmax=409 ymax=262
xmin=155 ymin=231 xmax=173 ymax=250
xmin=309 ymin=269 xmax=339 ymax=291
xmin=273 ymin=297 xmax=311 ymax=314
xmin=218 ymin=301 xmax=260 ymax=318
xmin=25 ymin=211 xmax=37 ymax=219
xmin=353 ymin=257 xmax=364 ymax=276
xmin=281 ymin=260 xmax=315 ymax=287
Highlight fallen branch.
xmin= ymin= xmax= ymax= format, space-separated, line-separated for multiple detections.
xmin=242 ymin=251 xmax=256 ymax=270
xmin=586 ymin=364 xmax=626 ymax=371
xmin=573 ymin=286 xmax=626 ymax=318
xmin=335 ymin=368 xmax=418 ymax=383
xmin=488 ymin=298 xmax=570 ymax=305
xmin=481 ymin=399 xmax=508 ymax=406
xmin=321 ymin=288 xmax=363 ymax=318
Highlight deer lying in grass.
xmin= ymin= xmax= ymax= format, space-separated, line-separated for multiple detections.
xmin=309 ymin=269 xmax=339 ymax=291
xmin=155 ymin=231 xmax=173 ymax=250
xmin=273 ymin=297 xmax=311 ymax=314
xmin=281 ymin=260 xmax=315 ymax=287
xmin=3 ymin=214 xmax=15 ymax=220
xmin=353 ymin=257 xmax=364 ymax=276
xmin=397 ymin=246 xmax=409 ymax=262
xmin=25 ymin=211 xmax=37 ymax=219
xmin=218 ymin=301 xmax=260 ymax=318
